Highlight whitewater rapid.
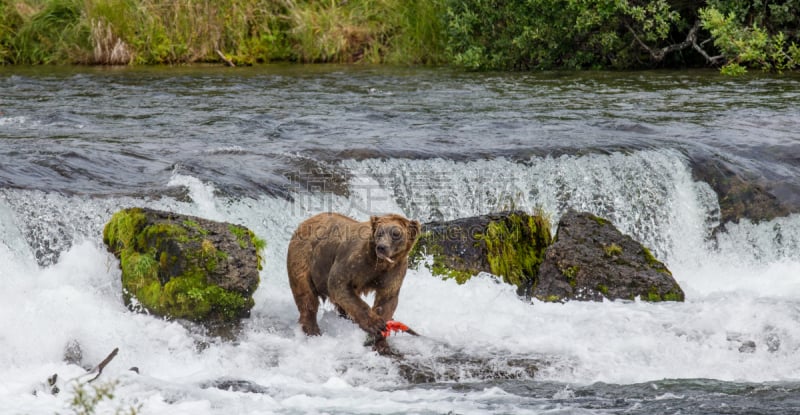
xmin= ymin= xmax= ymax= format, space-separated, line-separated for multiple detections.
xmin=1 ymin=150 xmax=799 ymax=414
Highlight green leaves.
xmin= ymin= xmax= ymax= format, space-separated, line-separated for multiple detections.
xmin=444 ymin=0 xmax=686 ymax=70
xmin=700 ymin=4 xmax=800 ymax=75
xmin=2 ymin=0 xmax=797 ymax=71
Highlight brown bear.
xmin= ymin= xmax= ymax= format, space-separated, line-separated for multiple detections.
xmin=286 ymin=212 xmax=420 ymax=351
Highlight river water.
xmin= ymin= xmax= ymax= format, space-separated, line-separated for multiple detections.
xmin=1 ymin=65 xmax=799 ymax=414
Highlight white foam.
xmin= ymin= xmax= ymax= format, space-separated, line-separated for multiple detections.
xmin=2 ymin=152 xmax=800 ymax=413
xmin=168 ymin=173 xmax=223 ymax=220
xmin=0 ymin=116 xmax=28 ymax=126
xmin=342 ymin=149 xmax=719 ymax=264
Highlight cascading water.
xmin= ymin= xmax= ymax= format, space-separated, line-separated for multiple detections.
xmin=343 ymin=149 xmax=719 ymax=264
xmin=2 ymin=66 xmax=800 ymax=414
xmin=2 ymin=148 xmax=800 ymax=414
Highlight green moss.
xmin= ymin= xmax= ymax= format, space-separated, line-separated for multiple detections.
xmin=104 ymin=208 xmax=259 ymax=322
xmin=412 ymin=232 xmax=476 ymax=284
xmin=544 ymin=295 xmax=562 ymax=303
xmin=596 ymin=284 xmax=609 ymax=295
xmin=228 ymin=224 xmax=266 ymax=271
xmin=430 ymin=256 xmax=474 ymax=284
xmin=642 ymin=247 xmax=658 ymax=265
xmin=477 ymin=212 xmax=552 ymax=288
xmin=590 ymin=214 xmax=608 ymax=226
xmin=559 ymin=264 xmax=579 ymax=288
xmin=183 ymin=219 xmax=209 ymax=235
xmin=412 ymin=212 xmax=553 ymax=290
xmin=138 ymin=222 xmax=188 ymax=249
xmin=407 ymin=230 xmax=431 ymax=267
xmin=103 ymin=208 xmax=146 ymax=253
xmin=603 ymin=243 xmax=622 ymax=257
xmin=228 ymin=224 xmax=248 ymax=248
xmin=644 ymin=285 xmax=684 ymax=302
xmin=642 ymin=246 xmax=672 ymax=276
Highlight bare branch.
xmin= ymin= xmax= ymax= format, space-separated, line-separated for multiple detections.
xmin=86 ymin=347 xmax=119 ymax=383
xmin=692 ymin=42 xmax=725 ymax=65
xmin=628 ymin=20 xmax=724 ymax=66
xmin=216 ymin=49 xmax=236 ymax=67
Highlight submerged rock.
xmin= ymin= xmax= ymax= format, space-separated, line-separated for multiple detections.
xmin=396 ymin=353 xmax=540 ymax=384
xmin=410 ymin=211 xmax=552 ymax=296
xmin=534 ymin=209 xmax=683 ymax=302
xmin=103 ymin=208 xmax=265 ymax=325
xmin=690 ymin=155 xmax=795 ymax=227
xmin=202 ymin=378 xmax=271 ymax=394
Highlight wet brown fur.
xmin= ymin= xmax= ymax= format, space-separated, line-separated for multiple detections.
xmin=287 ymin=212 xmax=421 ymax=347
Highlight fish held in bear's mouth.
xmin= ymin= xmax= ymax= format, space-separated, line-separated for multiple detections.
xmin=377 ymin=253 xmax=395 ymax=263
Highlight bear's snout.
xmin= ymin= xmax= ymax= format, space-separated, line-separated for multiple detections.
xmin=375 ymin=243 xmax=395 ymax=263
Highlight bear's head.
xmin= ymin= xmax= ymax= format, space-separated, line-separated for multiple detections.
xmin=370 ymin=214 xmax=421 ymax=264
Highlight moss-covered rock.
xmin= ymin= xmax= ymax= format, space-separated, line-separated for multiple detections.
xmin=103 ymin=208 xmax=265 ymax=324
xmin=410 ymin=211 xmax=552 ymax=296
xmin=534 ymin=209 xmax=684 ymax=303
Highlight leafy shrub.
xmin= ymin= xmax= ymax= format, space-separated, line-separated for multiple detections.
xmin=700 ymin=2 xmax=800 ymax=74
xmin=443 ymin=0 xmax=683 ymax=70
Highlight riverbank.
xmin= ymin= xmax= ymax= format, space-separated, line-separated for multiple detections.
xmin=1 ymin=0 xmax=798 ymax=73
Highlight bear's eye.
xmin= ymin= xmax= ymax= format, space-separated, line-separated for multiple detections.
xmin=390 ymin=228 xmax=402 ymax=240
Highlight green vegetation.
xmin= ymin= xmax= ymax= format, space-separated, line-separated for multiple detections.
xmin=2 ymin=0 xmax=797 ymax=73
xmin=410 ymin=231 xmax=476 ymax=284
xmin=411 ymin=212 xmax=553 ymax=290
xmin=103 ymin=208 xmax=258 ymax=322
xmin=596 ymin=283 xmax=609 ymax=296
xmin=700 ymin=1 xmax=800 ymax=74
xmin=0 ymin=0 xmax=445 ymax=65
xmin=642 ymin=246 xmax=672 ymax=276
xmin=67 ymin=380 xmax=140 ymax=415
xmin=477 ymin=212 xmax=552 ymax=288
xmin=445 ymin=0 xmax=800 ymax=73
xmin=229 ymin=224 xmax=265 ymax=270
xmin=561 ymin=265 xmax=579 ymax=287
xmin=603 ymin=243 xmax=623 ymax=257
xmin=446 ymin=0 xmax=680 ymax=70
xmin=544 ymin=294 xmax=562 ymax=303
xmin=646 ymin=285 xmax=684 ymax=302
xmin=0 ymin=0 xmax=292 ymax=64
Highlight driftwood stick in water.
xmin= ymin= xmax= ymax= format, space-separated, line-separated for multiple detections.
xmin=216 ymin=49 xmax=236 ymax=67
xmin=87 ymin=347 xmax=119 ymax=383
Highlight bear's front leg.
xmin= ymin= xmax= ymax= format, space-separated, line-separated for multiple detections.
xmin=328 ymin=285 xmax=386 ymax=337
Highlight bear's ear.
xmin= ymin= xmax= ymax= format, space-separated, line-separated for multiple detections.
xmin=407 ymin=219 xmax=421 ymax=248
xmin=370 ymin=216 xmax=381 ymax=233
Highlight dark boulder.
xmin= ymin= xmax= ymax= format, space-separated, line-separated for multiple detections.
xmin=534 ymin=209 xmax=683 ymax=302
xmin=410 ymin=211 xmax=552 ymax=296
xmin=103 ymin=208 xmax=265 ymax=324
xmin=689 ymin=155 xmax=795 ymax=227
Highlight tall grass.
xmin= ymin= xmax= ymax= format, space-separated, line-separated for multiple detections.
xmin=287 ymin=0 xmax=385 ymax=63
xmin=383 ymin=0 xmax=446 ymax=65
xmin=84 ymin=0 xmax=291 ymax=65
xmin=1 ymin=0 xmax=90 ymax=64
xmin=0 ymin=0 xmax=446 ymax=65
xmin=285 ymin=0 xmax=446 ymax=64
xmin=1 ymin=0 xmax=292 ymax=65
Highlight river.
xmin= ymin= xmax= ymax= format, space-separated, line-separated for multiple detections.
xmin=1 ymin=65 xmax=799 ymax=414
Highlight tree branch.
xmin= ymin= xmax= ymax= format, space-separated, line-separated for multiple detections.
xmin=628 ymin=20 xmax=724 ymax=66
xmin=86 ymin=347 xmax=119 ymax=383
xmin=216 ymin=49 xmax=236 ymax=67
